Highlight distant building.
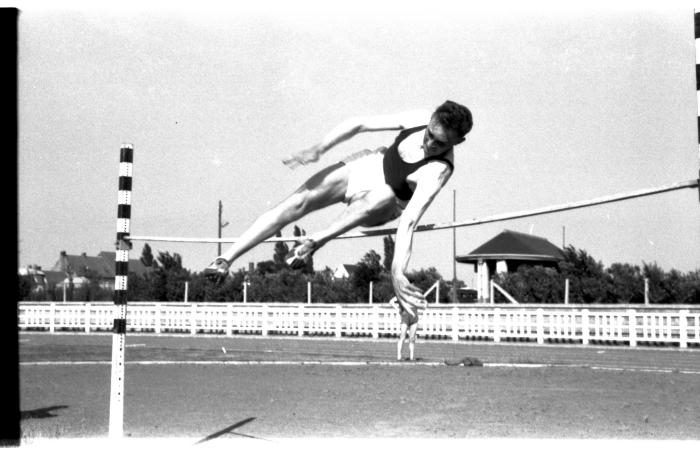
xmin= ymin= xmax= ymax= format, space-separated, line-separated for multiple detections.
xmin=333 ymin=264 xmax=359 ymax=279
xmin=42 ymin=250 xmax=152 ymax=289
xmin=18 ymin=264 xmax=49 ymax=293
xmin=456 ymin=230 xmax=565 ymax=302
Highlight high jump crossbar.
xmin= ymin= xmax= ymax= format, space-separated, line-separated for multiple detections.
xmin=127 ymin=178 xmax=699 ymax=244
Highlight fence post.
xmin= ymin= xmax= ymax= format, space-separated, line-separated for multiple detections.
xmin=261 ymin=304 xmax=268 ymax=336
xmin=227 ymin=303 xmax=234 ymax=337
xmin=451 ymin=306 xmax=459 ymax=342
xmin=85 ymin=303 xmax=91 ymax=333
xmin=335 ymin=304 xmax=342 ymax=338
xmin=190 ymin=303 xmax=197 ymax=335
xmin=644 ymin=278 xmax=649 ymax=305
xmin=581 ymin=308 xmax=589 ymax=345
xmin=155 ymin=303 xmax=162 ymax=334
xmin=298 ymin=303 xmax=304 ymax=337
xmin=627 ymin=308 xmax=637 ymax=347
xmin=493 ymin=307 xmax=501 ymax=343
xmin=679 ymin=309 xmax=689 ymax=349
xmin=373 ymin=304 xmax=379 ymax=339
xmin=536 ymin=308 xmax=544 ymax=344
xmin=49 ymin=303 xmax=56 ymax=333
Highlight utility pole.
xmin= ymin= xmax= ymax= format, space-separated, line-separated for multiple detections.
xmin=218 ymin=200 xmax=229 ymax=257
xmin=562 ymin=225 xmax=566 ymax=248
xmin=452 ymin=189 xmax=458 ymax=303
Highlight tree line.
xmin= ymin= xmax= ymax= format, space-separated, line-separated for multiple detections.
xmin=18 ymin=230 xmax=700 ymax=304
xmin=493 ymin=247 xmax=700 ymax=304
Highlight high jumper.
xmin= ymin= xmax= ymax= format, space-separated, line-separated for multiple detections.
xmin=203 ymin=100 xmax=473 ymax=315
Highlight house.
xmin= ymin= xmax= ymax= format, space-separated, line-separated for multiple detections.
xmin=18 ymin=265 xmax=50 ymax=293
xmin=333 ymin=264 xmax=359 ymax=279
xmin=456 ymin=230 xmax=565 ymax=302
xmin=47 ymin=250 xmax=152 ymax=289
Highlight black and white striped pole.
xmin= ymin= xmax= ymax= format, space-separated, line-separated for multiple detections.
xmin=110 ymin=143 xmax=133 ymax=438
xmin=695 ymin=12 xmax=700 ymax=202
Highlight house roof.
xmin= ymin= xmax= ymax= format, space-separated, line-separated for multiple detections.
xmin=50 ymin=251 xmax=151 ymax=278
xmin=456 ymin=230 xmax=565 ymax=264
xmin=43 ymin=270 xmax=67 ymax=285
xmin=333 ymin=264 xmax=359 ymax=277
xmin=97 ymin=251 xmax=151 ymax=277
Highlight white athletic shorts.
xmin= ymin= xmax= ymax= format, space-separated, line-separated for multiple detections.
xmin=342 ymin=148 xmax=386 ymax=203
xmin=341 ymin=148 xmax=408 ymax=223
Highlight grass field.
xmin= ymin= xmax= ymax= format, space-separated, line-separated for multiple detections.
xmin=17 ymin=331 xmax=700 ymax=453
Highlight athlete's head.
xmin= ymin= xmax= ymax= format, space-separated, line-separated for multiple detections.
xmin=433 ymin=100 xmax=473 ymax=138
xmin=423 ymin=100 xmax=472 ymax=155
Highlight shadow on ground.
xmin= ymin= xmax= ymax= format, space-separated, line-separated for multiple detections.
xmin=195 ymin=417 xmax=265 ymax=444
xmin=20 ymin=405 xmax=69 ymax=420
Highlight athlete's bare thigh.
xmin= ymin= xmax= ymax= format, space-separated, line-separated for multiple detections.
xmin=346 ymin=184 xmax=401 ymax=227
xmin=287 ymin=162 xmax=350 ymax=212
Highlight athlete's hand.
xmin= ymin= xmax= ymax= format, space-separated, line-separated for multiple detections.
xmin=282 ymin=144 xmax=323 ymax=169
xmin=391 ymin=272 xmax=426 ymax=317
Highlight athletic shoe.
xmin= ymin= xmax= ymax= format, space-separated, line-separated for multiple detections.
xmin=286 ymin=239 xmax=318 ymax=269
xmin=204 ymin=258 xmax=230 ymax=282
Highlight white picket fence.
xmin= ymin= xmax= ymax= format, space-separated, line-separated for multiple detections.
xmin=17 ymin=301 xmax=700 ymax=348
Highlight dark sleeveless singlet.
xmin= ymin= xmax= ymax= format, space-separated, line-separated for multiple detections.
xmin=382 ymin=125 xmax=454 ymax=201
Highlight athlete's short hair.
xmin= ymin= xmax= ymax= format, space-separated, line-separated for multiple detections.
xmin=433 ymin=100 xmax=473 ymax=137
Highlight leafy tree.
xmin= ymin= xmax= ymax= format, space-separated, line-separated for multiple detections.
xmin=247 ymin=269 xmax=308 ymax=303
xmin=382 ymin=236 xmax=394 ymax=273
xmin=493 ymin=265 xmax=563 ymax=303
xmin=272 ymin=231 xmax=289 ymax=270
xmin=559 ymin=247 xmax=607 ymax=303
xmin=643 ymin=263 xmax=688 ymax=304
xmin=606 ymin=263 xmax=644 ymax=303
xmin=352 ymin=250 xmax=383 ymax=301
xmin=308 ymin=268 xmax=358 ymax=303
xmin=18 ymin=275 xmax=33 ymax=300
xmin=149 ymin=251 xmax=191 ymax=301
xmin=406 ymin=267 xmax=452 ymax=303
xmin=678 ymin=269 xmax=700 ymax=303
xmin=127 ymin=272 xmax=152 ymax=301
xmin=441 ymin=278 xmax=466 ymax=303
xmin=254 ymin=260 xmax=278 ymax=276
xmin=189 ymin=269 xmax=245 ymax=302
xmin=140 ymin=243 xmax=154 ymax=267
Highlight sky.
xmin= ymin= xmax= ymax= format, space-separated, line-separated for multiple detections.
xmin=16 ymin=2 xmax=700 ymax=289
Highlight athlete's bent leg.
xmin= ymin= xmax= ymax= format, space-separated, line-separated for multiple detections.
xmin=408 ymin=322 xmax=418 ymax=360
xmin=206 ymin=163 xmax=349 ymax=277
xmin=397 ymin=322 xmax=408 ymax=360
xmin=306 ymin=185 xmax=398 ymax=250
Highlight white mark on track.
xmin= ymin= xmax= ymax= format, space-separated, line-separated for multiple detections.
xmin=18 ymin=360 xmax=700 ymax=375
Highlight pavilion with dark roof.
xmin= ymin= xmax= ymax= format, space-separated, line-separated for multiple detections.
xmin=456 ymin=230 xmax=565 ymax=302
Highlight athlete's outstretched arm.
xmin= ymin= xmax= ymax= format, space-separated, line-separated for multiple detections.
xmin=391 ymin=162 xmax=452 ymax=314
xmin=282 ymin=110 xmax=432 ymax=168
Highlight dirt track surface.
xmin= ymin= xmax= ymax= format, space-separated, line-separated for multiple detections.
xmin=19 ymin=332 xmax=700 ymax=440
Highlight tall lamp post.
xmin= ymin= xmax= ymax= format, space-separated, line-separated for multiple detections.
xmin=218 ymin=200 xmax=229 ymax=257
xmin=452 ymin=189 xmax=458 ymax=303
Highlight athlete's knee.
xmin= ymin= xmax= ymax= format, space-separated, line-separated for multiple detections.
xmin=275 ymin=189 xmax=313 ymax=221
